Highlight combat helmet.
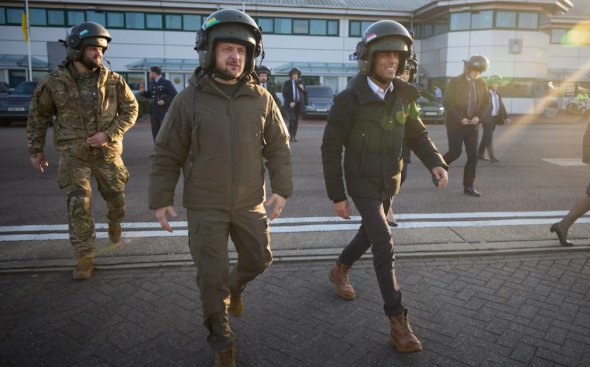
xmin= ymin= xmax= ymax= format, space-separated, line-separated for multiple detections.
xmin=66 ymin=22 xmax=111 ymax=61
xmin=464 ymin=54 xmax=489 ymax=72
xmin=289 ymin=67 xmax=301 ymax=77
xmin=487 ymin=74 xmax=503 ymax=85
xmin=194 ymin=8 xmax=262 ymax=76
xmin=355 ymin=20 xmax=414 ymax=76
xmin=257 ymin=65 xmax=272 ymax=76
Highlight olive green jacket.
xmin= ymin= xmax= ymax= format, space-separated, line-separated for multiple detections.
xmin=148 ymin=69 xmax=293 ymax=211
xmin=27 ymin=63 xmax=138 ymax=159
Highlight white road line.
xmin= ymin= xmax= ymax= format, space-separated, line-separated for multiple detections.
xmin=542 ymin=158 xmax=586 ymax=166
xmin=0 ymin=210 xmax=578 ymax=233
xmin=2 ymin=217 xmax=589 ymax=242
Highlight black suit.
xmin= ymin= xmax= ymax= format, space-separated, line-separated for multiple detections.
xmin=442 ymin=74 xmax=489 ymax=188
xmin=478 ymin=90 xmax=508 ymax=159
xmin=140 ymin=77 xmax=177 ymax=141
xmin=282 ymin=79 xmax=306 ymax=139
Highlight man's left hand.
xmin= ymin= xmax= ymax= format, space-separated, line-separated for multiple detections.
xmin=265 ymin=193 xmax=286 ymax=221
xmin=86 ymin=132 xmax=109 ymax=148
xmin=431 ymin=167 xmax=449 ymax=189
xmin=157 ymin=100 xmax=165 ymax=106
xmin=470 ymin=116 xmax=480 ymax=125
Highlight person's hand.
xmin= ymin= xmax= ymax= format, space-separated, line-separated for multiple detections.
xmin=30 ymin=153 xmax=48 ymax=173
xmin=155 ymin=206 xmax=177 ymax=232
xmin=431 ymin=167 xmax=449 ymax=189
xmin=505 ymin=118 xmax=511 ymax=125
xmin=333 ymin=200 xmax=351 ymax=219
xmin=87 ymin=132 xmax=109 ymax=148
xmin=471 ymin=116 xmax=480 ymax=125
xmin=139 ymin=84 xmax=145 ymax=92
xmin=265 ymin=193 xmax=286 ymax=221
xmin=461 ymin=118 xmax=470 ymax=126
xmin=157 ymin=100 xmax=165 ymax=106
xmin=289 ymin=102 xmax=296 ymax=109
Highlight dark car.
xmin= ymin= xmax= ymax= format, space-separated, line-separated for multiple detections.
xmin=302 ymin=85 xmax=334 ymax=119
xmin=417 ymin=92 xmax=445 ymax=124
xmin=0 ymin=81 xmax=38 ymax=126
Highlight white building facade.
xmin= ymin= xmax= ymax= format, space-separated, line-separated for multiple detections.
xmin=1 ymin=0 xmax=589 ymax=114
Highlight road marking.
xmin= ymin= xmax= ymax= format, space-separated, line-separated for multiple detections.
xmin=542 ymin=158 xmax=586 ymax=166
xmin=1 ymin=211 xmax=589 ymax=242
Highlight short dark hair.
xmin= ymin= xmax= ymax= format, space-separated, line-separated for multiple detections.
xmin=150 ymin=66 xmax=162 ymax=75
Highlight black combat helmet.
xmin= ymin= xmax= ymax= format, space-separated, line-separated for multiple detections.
xmin=194 ymin=8 xmax=262 ymax=76
xmin=258 ymin=65 xmax=271 ymax=76
xmin=66 ymin=22 xmax=111 ymax=61
xmin=464 ymin=54 xmax=490 ymax=72
xmin=355 ymin=20 xmax=414 ymax=76
xmin=289 ymin=67 xmax=301 ymax=77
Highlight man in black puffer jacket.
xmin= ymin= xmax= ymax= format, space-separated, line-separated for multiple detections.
xmin=322 ymin=20 xmax=448 ymax=354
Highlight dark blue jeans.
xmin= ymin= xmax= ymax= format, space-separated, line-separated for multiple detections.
xmin=338 ymin=197 xmax=403 ymax=317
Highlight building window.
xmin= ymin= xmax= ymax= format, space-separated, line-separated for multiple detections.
xmin=327 ymin=20 xmax=338 ymax=36
xmin=29 ymin=8 xmax=47 ymax=26
xmin=310 ymin=19 xmax=326 ymax=35
xmin=165 ymin=14 xmax=182 ymax=30
xmin=349 ymin=20 xmax=375 ymax=37
xmin=67 ymin=10 xmax=85 ymax=26
xmin=275 ymin=18 xmax=292 ymax=34
xmin=146 ymin=13 xmax=162 ymax=29
xmin=423 ymin=23 xmax=434 ymax=38
xmin=0 ymin=7 xmax=5 ymax=25
xmin=471 ymin=10 xmax=492 ymax=30
xmin=518 ymin=12 xmax=538 ymax=29
xmin=47 ymin=9 xmax=65 ymax=26
xmin=126 ymin=12 xmax=145 ymax=29
xmin=293 ymin=19 xmax=309 ymax=34
xmin=86 ymin=11 xmax=106 ymax=26
xmin=450 ymin=12 xmax=470 ymax=31
xmin=550 ymin=29 xmax=567 ymax=44
xmin=257 ymin=17 xmax=273 ymax=33
xmin=495 ymin=11 xmax=516 ymax=28
xmin=107 ymin=12 xmax=124 ymax=28
xmin=183 ymin=14 xmax=201 ymax=31
xmin=6 ymin=8 xmax=23 ymax=25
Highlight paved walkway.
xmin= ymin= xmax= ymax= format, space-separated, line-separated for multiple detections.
xmin=2 ymin=252 xmax=589 ymax=366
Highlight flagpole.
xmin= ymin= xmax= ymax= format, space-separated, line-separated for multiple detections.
xmin=25 ymin=0 xmax=32 ymax=81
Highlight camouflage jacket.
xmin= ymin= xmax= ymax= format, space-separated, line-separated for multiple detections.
xmin=27 ymin=63 xmax=138 ymax=159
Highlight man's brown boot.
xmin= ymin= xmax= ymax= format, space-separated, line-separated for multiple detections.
xmin=213 ymin=342 xmax=236 ymax=367
xmin=389 ymin=308 xmax=423 ymax=353
xmin=72 ymin=256 xmax=94 ymax=280
xmin=329 ymin=262 xmax=356 ymax=300
xmin=108 ymin=222 xmax=122 ymax=243
xmin=228 ymin=294 xmax=243 ymax=317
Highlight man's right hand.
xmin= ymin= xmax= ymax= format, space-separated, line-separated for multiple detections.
xmin=333 ymin=200 xmax=351 ymax=220
xmin=30 ymin=153 xmax=48 ymax=173
xmin=155 ymin=206 xmax=177 ymax=232
xmin=289 ymin=102 xmax=296 ymax=109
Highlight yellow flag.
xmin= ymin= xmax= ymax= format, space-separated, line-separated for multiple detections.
xmin=21 ymin=6 xmax=29 ymax=43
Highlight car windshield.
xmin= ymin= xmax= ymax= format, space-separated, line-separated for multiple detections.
xmin=307 ymin=87 xmax=333 ymax=98
xmin=14 ymin=82 xmax=38 ymax=95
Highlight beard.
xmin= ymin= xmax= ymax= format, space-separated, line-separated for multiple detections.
xmin=80 ymin=54 xmax=101 ymax=70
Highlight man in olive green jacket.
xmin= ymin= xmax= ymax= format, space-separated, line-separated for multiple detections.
xmin=148 ymin=9 xmax=292 ymax=364
xmin=27 ymin=22 xmax=138 ymax=280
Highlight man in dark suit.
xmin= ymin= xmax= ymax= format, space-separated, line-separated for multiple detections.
xmin=139 ymin=66 xmax=177 ymax=141
xmin=282 ymin=66 xmax=306 ymax=142
xmin=478 ymin=74 xmax=510 ymax=162
xmin=257 ymin=65 xmax=281 ymax=106
xmin=443 ymin=54 xmax=490 ymax=197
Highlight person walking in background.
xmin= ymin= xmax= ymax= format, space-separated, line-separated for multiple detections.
xmin=139 ymin=66 xmax=177 ymax=141
xmin=148 ymin=9 xmax=292 ymax=366
xmin=322 ymin=20 xmax=448 ymax=354
xmin=550 ymin=117 xmax=590 ymax=246
xmin=478 ymin=74 xmax=510 ymax=163
xmin=257 ymin=65 xmax=281 ymax=106
xmin=27 ymin=22 xmax=138 ymax=280
xmin=443 ymin=54 xmax=490 ymax=197
xmin=282 ymin=66 xmax=306 ymax=142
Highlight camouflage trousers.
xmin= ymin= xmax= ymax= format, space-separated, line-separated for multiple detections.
xmin=57 ymin=153 xmax=129 ymax=260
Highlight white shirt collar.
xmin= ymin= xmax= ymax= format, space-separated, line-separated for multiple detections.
xmin=155 ymin=76 xmax=161 ymax=83
xmin=367 ymin=76 xmax=393 ymax=100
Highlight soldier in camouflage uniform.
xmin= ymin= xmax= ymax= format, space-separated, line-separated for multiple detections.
xmin=27 ymin=22 xmax=138 ymax=280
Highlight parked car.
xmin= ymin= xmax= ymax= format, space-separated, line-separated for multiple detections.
xmin=0 ymin=81 xmax=38 ymax=126
xmin=417 ymin=92 xmax=445 ymax=124
xmin=302 ymin=85 xmax=334 ymax=119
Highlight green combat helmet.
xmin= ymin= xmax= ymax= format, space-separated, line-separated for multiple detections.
xmin=355 ymin=20 xmax=414 ymax=77
xmin=194 ymin=8 xmax=262 ymax=76
xmin=65 ymin=22 xmax=111 ymax=61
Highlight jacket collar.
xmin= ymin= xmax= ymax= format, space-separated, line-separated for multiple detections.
xmin=351 ymin=73 xmax=419 ymax=105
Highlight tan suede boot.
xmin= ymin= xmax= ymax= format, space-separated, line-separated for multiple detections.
xmin=108 ymin=222 xmax=122 ymax=243
xmin=329 ymin=262 xmax=356 ymax=300
xmin=213 ymin=342 xmax=236 ymax=367
xmin=389 ymin=308 xmax=423 ymax=353
xmin=72 ymin=256 xmax=94 ymax=280
xmin=228 ymin=294 xmax=243 ymax=317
